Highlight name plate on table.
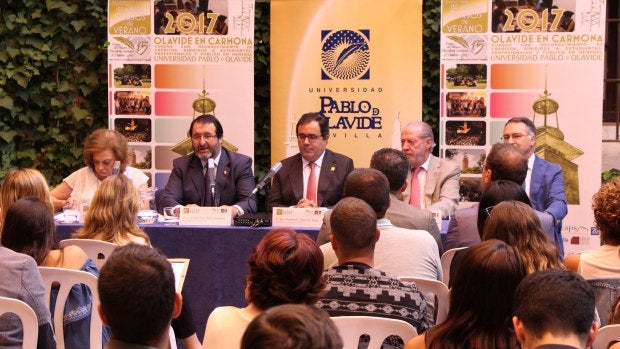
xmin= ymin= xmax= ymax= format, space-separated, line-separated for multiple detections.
xmin=272 ymin=207 xmax=327 ymax=228
xmin=179 ymin=206 xmax=232 ymax=226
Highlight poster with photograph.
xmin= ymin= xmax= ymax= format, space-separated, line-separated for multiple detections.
xmin=440 ymin=0 xmax=607 ymax=253
xmin=108 ymin=0 xmax=255 ymax=189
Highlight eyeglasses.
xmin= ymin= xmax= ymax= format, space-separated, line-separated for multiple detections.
xmin=485 ymin=205 xmax=495 ymax=217
xmin=192 ymin=134 xmax=218 ymax=141
xmin=297 ymin=134 xmax=322 ymax=141
xmin=501 ymin=133 xmax=529 ymax=142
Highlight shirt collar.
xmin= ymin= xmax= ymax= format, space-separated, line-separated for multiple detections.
xmin=302 ymin=151 xmax=326 ymax=168
xmin=200 ymin=152 xmax=222 ymax=169
xmin=527 ymin=154 xmax=535 ymax=170
xmin=418 ymin=155 xmax=431 ymax=171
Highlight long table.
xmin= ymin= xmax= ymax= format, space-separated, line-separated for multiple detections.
xmin=56 ymin=223 xmax=319 ymax=342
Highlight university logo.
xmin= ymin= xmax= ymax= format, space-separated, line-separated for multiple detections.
xmin=321 ymin=29 xmax=370 ymax=80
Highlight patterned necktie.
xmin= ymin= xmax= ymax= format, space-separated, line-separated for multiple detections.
xmin=306 ymin=162 xmax=317 ymax=203
xmin=409 ymin=167 xmax=421 ymax=208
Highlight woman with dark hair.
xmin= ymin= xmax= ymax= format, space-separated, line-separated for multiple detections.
xmin=476 ymin=180 xmax=532 ymax=236
xmin=203 ymin=228 xmax=326 ymax=348
xmin=405 ymin=239 xmax=526 ymax=349
xmin=565 ymin=177 xmax=620 ymax=278
xmin=483 ymin=201 xmax=563 ymax=274
xmin=1 ymin=197 xmax=109 ymax=348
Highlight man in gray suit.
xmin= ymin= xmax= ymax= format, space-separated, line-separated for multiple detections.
xmin=400 ymin=121 xmax=460 ymax=219
xmin=444 ymin=143 xmax=555 ymax=250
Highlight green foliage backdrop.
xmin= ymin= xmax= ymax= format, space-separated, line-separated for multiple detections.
xmin=0 ymin=0 xmax=441 ymax=187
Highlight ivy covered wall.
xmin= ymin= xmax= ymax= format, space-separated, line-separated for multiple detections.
xmin=0 ymin=0 xmax=441 ymax=186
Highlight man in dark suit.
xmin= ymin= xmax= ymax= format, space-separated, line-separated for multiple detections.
xmin=159 ymin=114 xmax=256 ymax=217
xmin=268 ymin=112 xmax=354 ymax=210
xmin=503 ymin=116 xmax=567 ymax=255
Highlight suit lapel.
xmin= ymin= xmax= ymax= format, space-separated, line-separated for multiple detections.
xmin=317 ymin=150 xmax=336 ymax=207
xmin=216 ymin=150 xmax=231 ymax=198
xmin=189 ymin=156 xmax=205 ymax=193
xmin=530 ymin=156 xmax=545 ymax=209
xmin=290 ymin=154 xmax=304 ymax=202
xmin=425 ymin=155 xmax=440 ymax=198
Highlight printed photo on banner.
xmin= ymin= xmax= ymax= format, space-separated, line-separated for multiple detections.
xmin=154 ymin=0 xmax=229 ymax=35
xmin=114 ymin=91 xmax=152 ymax=115
xmin=114 ymin=118 xmax=152 ymax=142
xmin=445 ymin=121 xmax=486 ymax=146
xmin=445 ymin=148 xmax=486 ymax=175
xmin=113 ymin=64 xmax=152 ymax=88
xmin=492 ymin=0 xmax=577 ymax=33
xmin=445 ymin=63 xmax=487 ymax=89
xmin=446 ymin=92 xmax=487 ymax=117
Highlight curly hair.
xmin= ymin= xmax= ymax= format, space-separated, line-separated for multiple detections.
xmin=83 ymin=129 xmax=130 ymax=173
xmin=593 ymin=176 xmax=620 ymax=244
xmin=247 ymin=229 xmax=326 ymax=310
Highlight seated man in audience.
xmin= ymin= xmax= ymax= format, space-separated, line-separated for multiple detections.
xmin=268 ymin=112 xmax=354 ymax=210
xmin=317 ymin=197 xmax=431 ymax=333
xmin=400 ymin=121 xmax=460 ymax=218
xmin=159 ymin=114 xmax=256 ymax=217
xmin=513 ymin=269 xmax=598 ymax=349
xmin=0 ymin=246 xmax=56 ymax=348
xmin=320 ymin=168 xmax=442 ymax=281
xmin=98 ymin=244 xmax=182 ymax=349
xmin=444 ymin=143 xmax=556 ymax=250
xmin=316 ymin=148 xmax=441 ymax=254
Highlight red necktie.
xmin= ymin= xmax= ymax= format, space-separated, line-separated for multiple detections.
xmin=306 ymin=162 xmax=317 ymax=202
xmin=409 ymin=167 xmax=421 ymax=208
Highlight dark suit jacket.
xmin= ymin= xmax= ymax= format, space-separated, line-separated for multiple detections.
xmin=530 ymin=156 xmax=568 ymax=255
xmin=444 ymin=203 xmax=556 ymax=250
xmin=158 ymin=148 xmax=256 ymax=213
xmin=268 ymin=150 xmax=354 ymax=211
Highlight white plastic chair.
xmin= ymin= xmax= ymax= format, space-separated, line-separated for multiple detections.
xmin=0 ymin=296 xmax=39 ymax=349
xmin=58 ymin=239 xmax=118 ymax=269
xmin=592 ymin=324 xmax=620 ymax=349
xmin=399 ymin=276 xmax=450 ymax=325
xmin=440 ymin=247 xmax=468 ymax=286
xmin=38 ymin=266 xmax=103 ymax=349
xmin=330 ymin=316 xmax=418 ymax=349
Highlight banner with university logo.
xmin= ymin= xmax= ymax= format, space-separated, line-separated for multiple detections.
xmin=107 ymin=0 xmax=255 ymax=189
xmin=439 ymin=0 xmax=607 ymax=253
xmin=271 ymin=0 xmax=423 ymax=167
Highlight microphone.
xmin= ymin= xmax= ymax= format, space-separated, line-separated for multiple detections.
xmin=208 ymin=158 xmax=216 ymax=206
xmin=251 ymin=162 xmax=282 ymax=195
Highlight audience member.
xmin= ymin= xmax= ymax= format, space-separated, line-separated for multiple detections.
xmin=445 ymin=143 xmax=555 ymax=250
xmin=503 ymin=117 xmax=567 ymax=255
xmin=98 ymin=244 xmax=182 ymax=349
xmin=0 ymin=168 xmax=54 ymax=229
xmin=320 ymin=168 xmax=442 ymax=280
xmin=483 ymin=201 xmax=563 ymax=274
xmin=513 ymin=269 xmax=597 ymax=349
xmin=73 ymin=174 xmax=150 ymax=245
xmin=159 ymin=114 xmax=256 ymax=217
xmin=315 ymin=148 xmax=441 ymax=253
xmin=400 ymin=121 xmax=460 ymax=218
xmin=405 ymin=240 xmax=526 ymax=349
xmin=50 ymin=129 xmax=149 ymax=210
xmin=0 ymin=246 xmax=56 ymax=348
xmin=268 ymin=112 xmax=354 ymax=210
xmin=241 ymin=304 xmax=342 ymax=349
xmin=203 ymin=228 xmax=326 ymax=348
xmin=317 ymin=197 xmax=430 ymax=335
xmin=565 ymin=177 xmax=620 ymax=278
xmin=1 ymin=197 xmax=109 ymax=348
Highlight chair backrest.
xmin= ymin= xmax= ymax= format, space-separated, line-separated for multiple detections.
xmin=330 ymin=316 xmax=418 ymax=349
xmin=58 ymin=239 xmax=118 ymax=270
xmin=588 ymin=278 xmax=620 ymax=327
xmin=0 ymin=296 xmax=39 ymax=349
xmin=38 ymin=266 xmax=103 ymax=349
xmin=440 ymin=247 xmax=468 ymax=286
xmin=399 ymin=277 xmax=450 ymax=325
xmin=592 ymin=324 xmax=620 ymax=349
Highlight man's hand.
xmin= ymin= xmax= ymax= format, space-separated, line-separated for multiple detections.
xmin=295 ymin=198 xmax=318 ymax=208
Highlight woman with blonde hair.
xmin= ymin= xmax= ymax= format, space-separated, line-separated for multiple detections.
xmin=483 ymin=200 xmax=563 ymax=274
xmin=0 ymin=168 xmax=54 ymax=227
xmin=72 ymin=174 xmax=150 ymax=245
xmin=50 ymin=129 xmax=149 ymax=210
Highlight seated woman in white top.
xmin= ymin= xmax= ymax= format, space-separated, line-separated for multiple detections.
xmin=50 ymin=129 xmax=148 ymax=210
xmin=565 ymin=177 xmax=620 ymax=279
xmin=202 ymin=228 xmax=326 ymax=349
xmin=72 ymin=174 xmax=150 ymax=246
